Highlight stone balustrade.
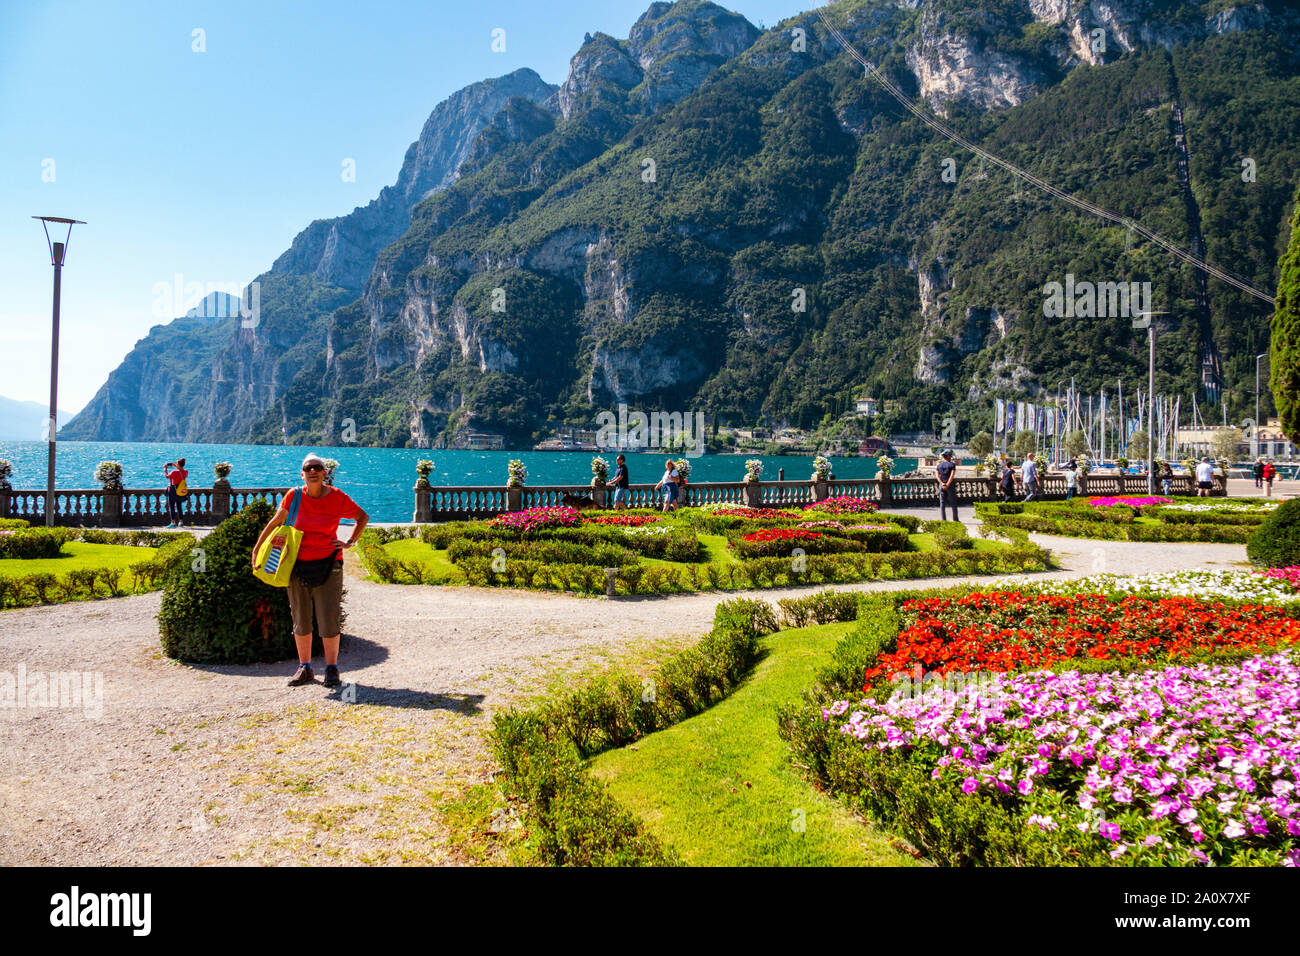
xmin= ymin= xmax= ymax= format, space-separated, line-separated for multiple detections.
xmin=0 ymin=471 xmax=1224 ymax=527
xmin=0 ymin=480 xmax=286 ymax=527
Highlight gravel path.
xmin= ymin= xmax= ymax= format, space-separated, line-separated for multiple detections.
xmin=0 ymin=523 xmax=1251 ymax=866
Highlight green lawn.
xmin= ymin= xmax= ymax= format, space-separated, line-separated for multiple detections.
xmin=0 ymin=542 xmax=158 ymax=580
xmin=380 ymin=538 xmax=463 ymax=583
xmin=587 ymin=622 xmax=920 ymax=867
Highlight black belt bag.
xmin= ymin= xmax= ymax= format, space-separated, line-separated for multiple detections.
xmin=294 ymin=550 xmax=341 ymax=588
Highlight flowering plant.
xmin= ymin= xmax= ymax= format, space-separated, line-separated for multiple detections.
xmin=812 ymin=455 xmax=832 ymax=481
xmin=1087 ymin=495 xmax=1171 ymax=509
xmin=588 ymin=514 xmax=660 ymax=526
xmin=624 ymin=524 xmax=673 ymax=537
xmin=990 ymin=569 xmax=1300 ymax=604
xmin=806 ymin=495 xmax=878 ymax=515
xmin=1261 ymin=566 xmax=1300 ymax=591
xmin=674 ymin=458 xmax=692 ymax=481
xmin=798 ymin=520 xmax=845 ymax=530
xmin=861 ymin=592 xmax=1300 ymax=686
xmin=507 ymin=459 xmax=528 ymax=487
xmin=876 ymin=454 xmax=894 ymax=477
xmin=415 ymin=459 xmax=434 ymax=489
xmin=831 ymin=652 xmax=1300 ymax=866
xmin=710 ymin=506 xmax=800 ymax=521
xmin=214 ymin=461 xmax=232 ymax=480
xmin=489 ymin=506 xmax=581 ymax=532
xmin=94 ymin=461 xmax=124 ymax=491
xmin=1076 ymin=454 xmax=1092 ymax=476
xmin=744 ymin=459 xmax=764 ymax=482
xmin=322 ymin=458 xmax=339 ymax=485
xmin=590 ymin=456 xmax=609 ymax=483
xmin=1164 ymin=501 xmax=1277 ymax=513
xmin=742 ymin=528 xmax=822 ymax=542
xmin=0 ymin=458 xmax=13 ymax=488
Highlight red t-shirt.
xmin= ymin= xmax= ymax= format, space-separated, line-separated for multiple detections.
xmin=281 ymin=487 xmax=360 ymax=561
xmin=167 ymin=468 xmax=187 ymax=487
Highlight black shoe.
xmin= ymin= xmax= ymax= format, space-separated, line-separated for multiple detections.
xmin=323 ymin=665 xmax=341 ymax=688
xmin=288 ymin=664 xmax=315 ymax=686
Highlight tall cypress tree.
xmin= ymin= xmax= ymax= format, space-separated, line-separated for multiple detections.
xmin=1272 ymin=182 xmax=1300 ymax=439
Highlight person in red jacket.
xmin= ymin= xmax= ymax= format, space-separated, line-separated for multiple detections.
xmin=1263 ymin=460 xmax=1277 ymax=497
xmin=251 ymin=454 xmax=369 ymax=688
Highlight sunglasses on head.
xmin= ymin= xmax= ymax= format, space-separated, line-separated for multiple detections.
xmin=303 ymin=464 xmax=325 ymax=472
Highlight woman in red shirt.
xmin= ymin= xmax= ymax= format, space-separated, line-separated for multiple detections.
xmin=251 ymin=453 xmax=369 ymax=687
xmin=163 ymin=458 xmax=188 ymax=528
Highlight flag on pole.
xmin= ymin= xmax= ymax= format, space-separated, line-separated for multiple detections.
xmin=996 ymin=399 xmax=1005 ymax=433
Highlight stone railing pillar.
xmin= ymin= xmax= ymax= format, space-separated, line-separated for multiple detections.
xmin=0 ymin=486 xmax=9 ymax=520
xmin=213 ymin=478 xmax=232 ymax=523
xmin=507 ymin=485 xmax=523 ymax=512
xmin=877 ymin=473 xmax=892 ymax=508
xmin=591 ymin=480 xmax=607 ymax=509
xmin=812 ymin=479 xmax=828 ymax=502
xmin=413 ymin=484 xmax=432 ymax=523
xmin=744 ymin=480 xmax=762 ymax=508
xmin=100 ymin=489 xmax=122 ymax=528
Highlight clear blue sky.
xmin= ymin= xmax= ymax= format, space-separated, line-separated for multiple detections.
xmin=0 ymin=0 xmax=802 ymax=414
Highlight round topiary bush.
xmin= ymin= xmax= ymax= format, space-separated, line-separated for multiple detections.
xmin=158 ymin=498 xmax=297 ymax=663
xmin=1247 ymin=498 xmax=1300 ymax=568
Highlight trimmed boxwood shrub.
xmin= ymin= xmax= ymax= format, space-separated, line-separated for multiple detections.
xmin=158 ymin=499 xmax=297 ymax=664
xmin=1247 ymin=498 xmax=1300 ymax=568
xmin=0 ymin=527 xmax=70 ymax=559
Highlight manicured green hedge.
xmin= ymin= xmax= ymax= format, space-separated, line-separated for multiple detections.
xmin=365 ymin=536 xmax=1051 ymax=594
xmin=158 ymin=500 xmax=299 ymax=664
xmin=0 ymin=532 xmax=197 ymax=609
xmin=976 ymin=504 xmax=1252 ymax=543
xmin=1248 ymin=499 xmax=1300 ymax=568
xmin=0 ymin=527 xmax=70 ymax=559
xmin=490 ymin=598 xmax=780 ymax=864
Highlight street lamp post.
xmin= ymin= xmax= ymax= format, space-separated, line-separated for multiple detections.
xmin=33 ymin=216 xmax=85 ymax=527
xmin=1255 ymin=351 xmax=1268 ymax=460
xmin=1134 ymin=309 xmax=1169 ymax=495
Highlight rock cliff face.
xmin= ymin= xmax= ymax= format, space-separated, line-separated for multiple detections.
xmin=269 ymin=68 xmax=556 ymax=290
xmin=66 ymin=0 xmax=1300 ymax=447
xmin=63 ymin=69 xmax=557 ymax=442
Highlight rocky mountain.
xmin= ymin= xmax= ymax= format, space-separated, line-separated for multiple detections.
xmin=67 ymin=0 xmax=1300 ymax=448
xmin=62 ymin=68 xmax=557 ymax=442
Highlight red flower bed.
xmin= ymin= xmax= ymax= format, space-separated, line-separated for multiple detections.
xmin=586 ymin=514 xmax=661 ymax=526
xmin=742 ymin=528 xmax=823 ymax=542
xmin=712 ymin=507 xmax=801 ymax=521
xmin=863 ymin=591 xmax=1300 ymax=687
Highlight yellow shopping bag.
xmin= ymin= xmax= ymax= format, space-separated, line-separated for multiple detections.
xmin=252 ymin=489 xmax=303 ymax=587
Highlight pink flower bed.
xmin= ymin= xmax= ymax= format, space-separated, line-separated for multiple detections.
xmin=1261 ymin=567 xmax=1300 ymax=591
xmin=1086 ymin=496 xmax=1172 ymax=508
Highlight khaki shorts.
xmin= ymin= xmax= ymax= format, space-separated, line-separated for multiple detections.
xmin=286 ymin=559 xmax=344 ymax=637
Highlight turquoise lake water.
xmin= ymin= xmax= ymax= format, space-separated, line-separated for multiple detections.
xmin=0 ymin=441 xmax=913 ymax=523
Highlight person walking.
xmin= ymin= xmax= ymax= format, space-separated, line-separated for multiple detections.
xmin=163 ymin=458 xmax=188 ymax=528
xmin=1021 ymin=453 xmax=1039 ymax=502
xmin=1195 ymin=457 xmax=1215 ymax=498
xmin=654 ymin=458 xmax=680 ymax=512
xmin=997 ymin=458 xmax=1015 ymax=502
xmin=1254 ymin=458 xmax=1265 ymax=489
xmin=1064 ymin=461 xmax=1079 ymax=502
xmin=1264 ymin=459 xmax=1277 ymax=497
xmin=251 ymin=453 xmax=369 ymax=688
xmin=936 ymin=449 xmax=959 ymax=521
xmin=611 ymin=454 xmax=630 ymax=509
xmin=1160 ymin=462 xmax=1174 ymax=497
